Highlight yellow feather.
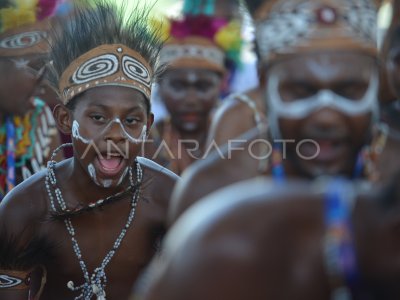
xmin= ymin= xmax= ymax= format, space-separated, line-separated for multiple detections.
xmin=0 ymin=0 xmax=38 ymax=32
xmin=214 ymin=21 xmax=242 ymax=51
xmin=149 ymin=17 xmax=171 ymax=42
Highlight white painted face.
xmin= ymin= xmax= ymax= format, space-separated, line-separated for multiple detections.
xmin=267 ymin=72 xmax=378 ymax=119
xmin=101 ymin=179 xmax=113 ymax=188
xmin=87 ymin=162 xmax=129 ymax=188
xmin=72 ymin=119 xmax=147 ymax=145
xmin=264 ymin=53 xmax=379 ymax=138
xmin=187 ymin=71 xmax=198 ymax=84
xmin=87 ymin=163 xmax=100 ymax=186
xmin=75 ymin=119 xmax=144 ymax=188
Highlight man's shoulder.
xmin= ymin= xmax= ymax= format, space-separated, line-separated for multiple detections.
xmin=0 ymin=169 xmax=51 ymax=270
xmin=219 ymin=90 xmax=261 ymax=115
xmin=169 ymin=178 xmax=322 ymax=250
xmin=135 ymin=157 xmax=178 ymax=222
xmin=169 ymin=129 xmax=262 ymax=223
xmin=137 ymin=157 xmax=179 ymax=204
xmin=0 ymin=168 xmax=49 ymax=225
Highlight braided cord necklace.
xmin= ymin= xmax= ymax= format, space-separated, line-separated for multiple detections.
xmin=45 ymin=144 xmax=143 ymax=300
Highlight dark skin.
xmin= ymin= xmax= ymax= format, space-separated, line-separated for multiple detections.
xmin=0 ymin=57 xmax=38 ymax=117
xmin=0 ymin=55 xmax=60 ymax=116
xmin=274 ymin=52 xmax=374 ymax=178
xmin=169 ymin=127 xmax=266 ymax=224
xmin=0 ymin=86 xmax=178 ymax=300
xmin=371 ymin=117 xmax=400 ymax=182
xmin=138 ymin=178 xmax=400 ymax=300
xmin=206 ymin=87 xmax=265 ymax=147
xmin=386 ymin=43 xmax=400 ymax=98
xmin=206 ymin=64 xmax=266 ymax=148
xmin=147 ymin=68 xmax=222 ymax=171
xmin=372 ymin=24 xmax=400 ymax=182
xmin=159 ymin=68 xmax=221 ymax=137
xmin=380 ymin=0 xmax=400 ymax=104
xmin=169 ymin=51 xmax=377 ymax=224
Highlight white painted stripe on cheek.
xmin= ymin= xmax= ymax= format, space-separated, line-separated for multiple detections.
xmin=72 ymin=120 xmax=92 ymax=144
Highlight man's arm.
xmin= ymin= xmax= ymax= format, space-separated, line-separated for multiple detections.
xmin=0 ymin=181 xmax=50 ymax=299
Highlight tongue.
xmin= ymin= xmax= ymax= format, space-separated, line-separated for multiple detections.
xmin=99 ymin=157 xmax=121 ymax=170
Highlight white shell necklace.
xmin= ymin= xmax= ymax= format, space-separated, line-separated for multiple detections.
xmin=45 ymin=143 xmax=143 ymax=299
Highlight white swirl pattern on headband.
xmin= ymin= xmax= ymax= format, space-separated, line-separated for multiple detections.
xmin=0 ymin=31 xmax=47 ymax=49
xmin=72 ymin=54 xmax=119 ymax=84
xmin=122 ymin=55 xmax=151 ymax=87
xmin=59 ymin=45 xmax=153 ymax=104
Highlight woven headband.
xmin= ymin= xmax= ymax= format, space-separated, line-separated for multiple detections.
xmin=254 ymin=0 xmax=378 ymax=64
xmin=160 ymin=37 xmax=226 ymax=74
xmin=59 ymin=44 xmax=153 ymax=105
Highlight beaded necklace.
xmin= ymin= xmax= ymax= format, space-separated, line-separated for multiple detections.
xmin=45 ymin=143 xmax=143 ymax=300
xmin=5 ymin=117 xmax=16 ymax=195
xmin=0 ymin=117 xmax=17 ymax=199
xmin=323 ymin=178 xmax=358 ymax=300
xmin=0 ymin=100 xmax=46 ymax=200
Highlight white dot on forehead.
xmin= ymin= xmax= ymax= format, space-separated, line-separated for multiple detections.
xmin=316 ymin=6 xmax=338 ymax=25
xmin=321 ymin=9 xmax=335 ymax=22
xmin=117 ymin=47 xmax=123 ymax=53
xmin=187 ymin=72 xmax=198 ymax=83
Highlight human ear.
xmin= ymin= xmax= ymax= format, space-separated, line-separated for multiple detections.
xmin=53 ymin=104 xmax=73 ymax=135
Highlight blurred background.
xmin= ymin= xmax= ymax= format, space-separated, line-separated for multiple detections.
xmin=114 ymin=0 xmax=183 ymax=17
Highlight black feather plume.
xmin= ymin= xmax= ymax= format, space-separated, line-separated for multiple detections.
xmin=48 ymin=0 xmax=163 ymax=97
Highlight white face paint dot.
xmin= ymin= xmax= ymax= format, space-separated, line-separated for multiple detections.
xmin=85 ymin=84 xmax=90 ymax=88
xmin=102 ymin=180 xmax=113 ymax=188
xmin=117 ymin=47 xmax=123 ymax=53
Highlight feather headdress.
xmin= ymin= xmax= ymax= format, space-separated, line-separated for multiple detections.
xmin=154 ymin=0 xmax=243 ymax=75
xmin=0 ymin=0 xmax=59 ymax=33
xmin=48 ymin=0 xmax=163 ymax=106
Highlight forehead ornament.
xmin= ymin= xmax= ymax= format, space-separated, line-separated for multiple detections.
xmin=316 ymin=6 xmax=337 ymax=24
xmin=59 ymin=44 xmax=153 ymax=105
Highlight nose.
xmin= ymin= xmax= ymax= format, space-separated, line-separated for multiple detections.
xmin=103 ymin=120 xmax=126 ymax=144
xmin=305 ymin=108 xmax=347 ymax=134
xmin=312 ymin=107 xmax=343 ymax=123
xmin=180 ymin=87 xmax=202 ymax=108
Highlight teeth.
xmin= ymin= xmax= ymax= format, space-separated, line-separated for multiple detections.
xmin=101 ymin=153 xmax=121 ymax=158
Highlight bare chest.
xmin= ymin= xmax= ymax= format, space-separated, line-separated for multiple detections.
xmin=38 ymin=198 xmax=164 ymax=299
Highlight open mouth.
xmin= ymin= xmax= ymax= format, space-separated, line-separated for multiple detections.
xmin=94 ymin=153 xmax=126 ymax=177
xmin=181 ymin=113 xmax=200 ymax=122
